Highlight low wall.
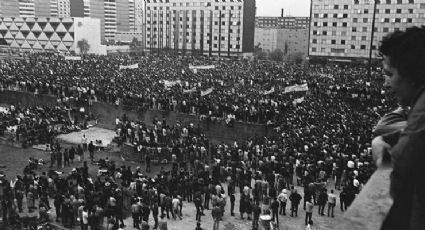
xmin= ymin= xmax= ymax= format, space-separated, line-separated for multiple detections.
xmin=335 ymin=166 xmax=393 ymax=230
xmin=0 ymin=90 xmax=270 ymax=143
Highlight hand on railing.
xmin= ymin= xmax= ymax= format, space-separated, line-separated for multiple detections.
xmin=372 ymin=136 xmax=392 ymax=168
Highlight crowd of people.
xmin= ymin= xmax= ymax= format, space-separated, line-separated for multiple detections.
xmin=0 ymin=103 xmax=94 ymax=148
xmin=0 ymin=40 xmax=402 ymax=230
xmin=0 ymin=53 xmax=394 ymax=125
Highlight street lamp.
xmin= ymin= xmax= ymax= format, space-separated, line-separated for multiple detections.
xmin=368 ymin=0 xmax=378 ymax=78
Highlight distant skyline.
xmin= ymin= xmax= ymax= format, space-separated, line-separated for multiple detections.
xmin=256 ymin=0 xmax=311 ymax=17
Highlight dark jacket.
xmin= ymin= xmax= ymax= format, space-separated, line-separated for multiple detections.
xmin=382 ymin=88 xmax=425 ymax=230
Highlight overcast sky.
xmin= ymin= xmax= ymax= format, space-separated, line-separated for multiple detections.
xmin=256 ymin=0 xmax=311 ymax=17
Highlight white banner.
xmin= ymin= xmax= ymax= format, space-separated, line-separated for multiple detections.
xmin=284 ymin=83 xmax=309 ymax=94
xmin=163 ymin=80 xmax=181 ymax=88
xmin=65 ymin=56 xmax=81 ymax=61
xmin=201 ymin=87 xmax=214 ymax=97
xmin=183 ymin=87 xmax=197 ymax=94
xmin=262 ymin=87 xmax=275 ymax=95
xmin=119 ymin=63 xmax=139 ymax=70
xmin=319 ymin=73 xmax=334 ymax=79
xmin=189 ymin=65 xmax=215 ymax=70
xmin=293 ymin=97 xmax=305 ymax=105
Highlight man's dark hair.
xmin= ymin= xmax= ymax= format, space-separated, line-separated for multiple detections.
xmin=379 ymin=26 xmax=425 ymax=86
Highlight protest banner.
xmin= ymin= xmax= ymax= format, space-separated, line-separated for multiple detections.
xmin=284 ymin=83 xmax=309 ymax=94
xmin=201 ymin=87 xmax=214 ymax=96
xmin=189 ymin=65 xmax=215 ymax=70
xmin=65 ymin=56 xmax=81 ymax=61
xmin=183 ymin=87 xmax=197 ymax=94
xmin=119 ymin=63 xmax=139 ymax=70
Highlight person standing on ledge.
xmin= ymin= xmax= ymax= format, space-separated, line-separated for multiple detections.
xmin=373 ymin=26 xmax=425 ymax=230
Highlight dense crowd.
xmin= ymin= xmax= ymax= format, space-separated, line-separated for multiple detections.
xmin=0 ymin=54 xmax=394 ymax=124
xmin=0 ymin=53 xmax=399 ymax=230
xmin=0 ymin=104 xmax=94 ymax=147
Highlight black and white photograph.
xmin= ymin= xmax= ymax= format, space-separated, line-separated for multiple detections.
xmin=0 ymin=0 xmax=424 ymax=230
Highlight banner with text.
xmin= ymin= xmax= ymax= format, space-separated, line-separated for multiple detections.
xmin=189 ymin=65 xmax=215 ymax=70
xmin=183 ymin=87 xmax=197 ymax=94
xmin=201 ymin=87 xmax=214 ymax=96
xmin=119 ymin=63 xmax=139 ymax=70
xmin=262 ymin=87 xmax=275 ymax=95
xmin=65 ymin=56 xmax=81 ymax=61
xmin=284 ymin=83 xmax=309 ymax=94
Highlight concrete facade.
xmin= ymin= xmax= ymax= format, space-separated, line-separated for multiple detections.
xmin=145 ymin=0 xmax=255 ymax=57
xmin=0 ymin=17 xmax=105 ymax=54
xmin=310 ymin=0 xmax=425 ymax=59
xmin=256 ymin=16 xmax=310 ymax=29
xmin=0 ymin=0 xmax=71 ymax=18
xmin=70 ymin=0 xmax=145 ymax=44
xmin=255 ymin=27 xmax=308 ymax=57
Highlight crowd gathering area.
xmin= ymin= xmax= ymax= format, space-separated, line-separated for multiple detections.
xmin=0 ymin=53 xmax=396 ymax=230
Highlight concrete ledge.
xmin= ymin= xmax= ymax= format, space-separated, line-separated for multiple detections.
xmin=336 ymin=167 xmax=393 ymax=230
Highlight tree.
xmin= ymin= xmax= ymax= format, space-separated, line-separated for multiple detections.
xmin=77 ymin=39 xmax=90 ymax=54
xmin=269 ymin=49 xmax=284 ymax=62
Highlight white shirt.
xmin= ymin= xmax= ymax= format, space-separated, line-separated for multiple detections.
xmin=82 ymin=210 xmax=89 ymax=224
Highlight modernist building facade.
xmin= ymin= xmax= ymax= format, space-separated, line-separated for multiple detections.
xmin=256 ymin=16 xmax=310 ymax=29
xmin=0 ymin=17 xmax=104 ymax=54
xmin=0 ymin=0 xmax=70 ymax=18
xmin=309 ymin=0 xmax=425 ymax=59
xmin=144 ymin=0 xmax=256 ymax=57
xmin=255 ymin=27 xmax=308 ymax=56
xmin=70 ymin=0 xmax=144 ymax=42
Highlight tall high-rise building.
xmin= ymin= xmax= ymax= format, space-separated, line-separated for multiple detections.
xmin=309 ymin=0 xmax=425 ymax=59
xmin=70 ymin=0 xmax=145 ymax=43
xmin=145 ymin=0 xmax=256 ymax=57
xmin=0 ymin=0 xmax=71 ymax=18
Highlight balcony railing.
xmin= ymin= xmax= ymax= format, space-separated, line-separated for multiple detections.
xmin=336 ymin=166 xmax=393 ymax=230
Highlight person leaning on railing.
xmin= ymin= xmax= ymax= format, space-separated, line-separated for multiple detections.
xmin=372 ymin=26 xmax=425 ymax=230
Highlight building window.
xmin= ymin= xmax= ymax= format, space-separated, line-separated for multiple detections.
xmin=323 ymin=14 xmax=328 ymax=18
xmin=312 ymin=47 xmax=317 ymax=52
xmin=332 ymin=22 xmax=337 ymax=27
xmin=395 ymin=18 xmax=401 ymax=22
xmin=314 ymin=13 xmax=319 ymax=18
xmin=361 ymin=36 xmax=367 ymax=41
xmin=351 ymin=45 xmax=355 ymax=49
xmin=341 ymin=40 xmax=345 ymax=44
xmin=396 ymin=9 xmax=402 ymax=13
xmin=333 ymin=14 xmax=338 ymax=18
xmin=323 ymin=31 xmax=327 ymax=35
xmin=331 ymin=40 xmax=336 ymax=44
xmin=397 ymin=0 xmax=402 ymax=3
xmin=323 ymin=22 xmax=328 ymax=27
xmin=409 ymin=0 xmax=414 ymax=3
xmin=343 ymin=14 xmax=348 ymax=18
xmin=344 ymin=5 xmax=349 ymax=9
xmin=312 ymin=39 xmax=317 ymax=44
xmin=363 ymin=18 xmax=368 ymax=23
xmin=342 ymin=22 xmax=347 ymax=27
xmin=407 ymin=18 xmax=413 ymax=23
xmin=353 ymin=18 xmax=358 ymax=22
xmin=334 ymin=5 xmax=339 ymax=9
xmin=351 ymin=36 xmax=356 ymax=40
xmin=360 ymin=45 xmax=366 ymax=49
xmin=386 ymin=0 xmax=391 ymax=4
xmin=352 ymin=27 xmax=357 ymax=32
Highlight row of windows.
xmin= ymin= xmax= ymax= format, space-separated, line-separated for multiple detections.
xmin=311 ymin=44 xmax=378 ymax=53
xmin=147 ymin=5 xmax=241 ymax=11
xmin=146 ymin=0 xmax=241 ymax=3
